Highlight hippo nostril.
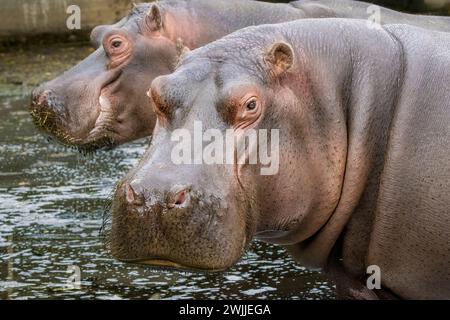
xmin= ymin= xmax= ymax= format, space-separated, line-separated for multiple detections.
xmin=126 ymin=184 xmax=135 ymax=203
xmin=32 ymin=89 xmax=52 ymax=107
xmin=125 ymin=183 xmax=144 ymax=206
xmin=31 ymin=91 xmax=41 ymax=106
xmin=174 ymin=190 xmax=186 ymax=205
xmin=168 ymin=187 xmax=191 ymax=209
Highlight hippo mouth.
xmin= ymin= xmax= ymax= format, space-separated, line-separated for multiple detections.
xmin=30 ymin=100 xmax=117 ymax=153
xmin=82 ymin=69 xmax=127 ymax=149
xmin=29 ymin=97 xmax=94 ymax=150
xmin=120 ymin=257 xmax=228 ymax=273
xmin=112 ymin=234 xmax=249 ymax=273
xmin=81 ymin=94 xmax=123 ymax=150
xmin=30 ymin=70 xmax=123 ymax=152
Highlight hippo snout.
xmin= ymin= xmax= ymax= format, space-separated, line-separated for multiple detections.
xmin=30 ymin=87 xmax=66 ymax=135
xmin=31 ymin=87 xmax=64 ymax=114
xmin=31 ymin=88 xmax=49 ymax=107
xmin=109 ymin=173 xmax=247 ymax=271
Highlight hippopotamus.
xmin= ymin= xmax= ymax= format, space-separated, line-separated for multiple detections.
xmin=30 ymin=0 xmax=450 ymax=151
xmin=109 ymin=19 xmax=450 ymax=299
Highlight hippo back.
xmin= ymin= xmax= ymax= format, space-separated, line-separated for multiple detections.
xmin=291 ymin=0 xmax=450 ymax=32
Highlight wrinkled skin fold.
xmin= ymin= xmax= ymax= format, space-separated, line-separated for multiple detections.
xmin=110 ymin=19 xmax=450 ymax=299
xmin=29 ymin=0 xmax=450 ymax=151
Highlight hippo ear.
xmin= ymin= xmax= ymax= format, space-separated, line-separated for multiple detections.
xmin=145 ymin=4 xmax=163 ymax=32
xmin=264 ymin=42 xmax=294 ymax=77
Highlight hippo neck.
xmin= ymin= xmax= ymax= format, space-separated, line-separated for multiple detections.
xmin=158 ymin=4 xmax=212 ymax=49
xmin=284 ymin=21 xmax=405 ymax=273
xmin=159 ymin=0 xmax=313 ymax=49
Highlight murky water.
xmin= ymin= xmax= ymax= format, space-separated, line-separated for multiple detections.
xmin=0 ymin=46 xmax=335 ymax=300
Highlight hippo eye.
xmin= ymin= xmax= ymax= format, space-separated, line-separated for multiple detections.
xmin=246 ymin=100 xmax=256 ymax=110
xmin=226 ymin=94 xmax=262 ymax=129
xmin=104 ymin=34 xmax=129 ymax=55
xmin=111 ymin=40 xmax=122 ymax=48
xmin=110 ymin=38 xmax=123 ymax=50
xmin=103 ymin=33 xmax=132 ymax=68
xmin=245 ymin=98 xmax=258 ymax=112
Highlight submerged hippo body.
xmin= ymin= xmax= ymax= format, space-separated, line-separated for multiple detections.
xmin=110 ymin=19 xmax=450 ymax=299
xmin=30 ymin=0 xmax=450 ymax=150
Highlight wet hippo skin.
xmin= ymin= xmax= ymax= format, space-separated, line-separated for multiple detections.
xmin=110 ymin=19 xmax=450 ymax=299
xmin=30 ymin=0 xmax=450 ymax=151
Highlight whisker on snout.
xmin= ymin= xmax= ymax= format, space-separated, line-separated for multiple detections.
xmin=100 ymin=185 xmax=118 ymax=249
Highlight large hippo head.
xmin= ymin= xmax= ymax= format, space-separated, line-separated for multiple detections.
xmin=109 ymin=24 xmax=350 ymax=271
xmin=30 ymin=4 xmax=183 ymax=150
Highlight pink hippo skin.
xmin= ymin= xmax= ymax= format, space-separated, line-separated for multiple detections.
xmin=110 ymin=19 xmax=450 ymax=299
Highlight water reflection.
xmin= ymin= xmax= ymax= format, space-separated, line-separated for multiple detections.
xmin=0 ymin=95 xmax=335 ymax=300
